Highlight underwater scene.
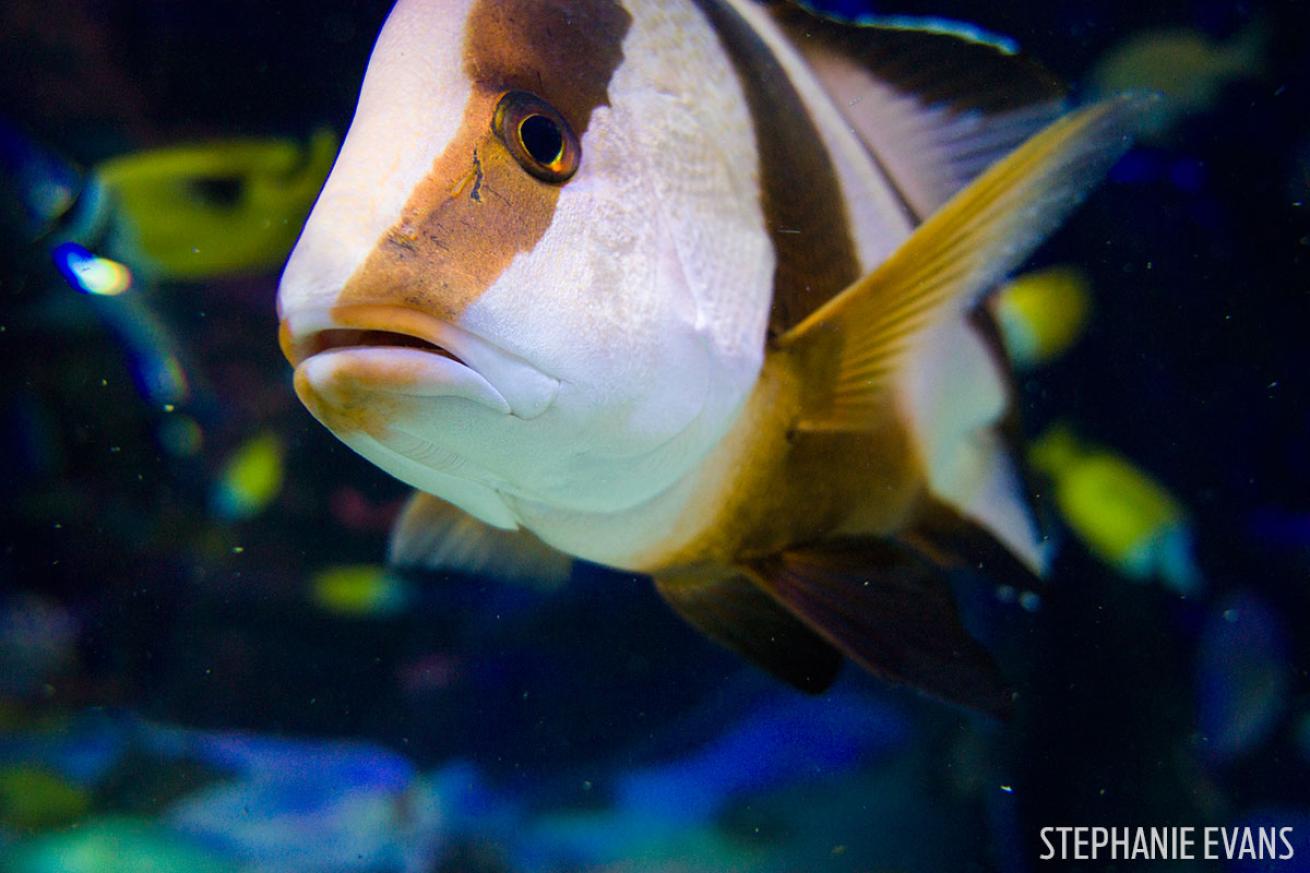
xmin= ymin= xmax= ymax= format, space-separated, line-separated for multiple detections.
xmin=2 ymin=0 xmax=1308 ymax=870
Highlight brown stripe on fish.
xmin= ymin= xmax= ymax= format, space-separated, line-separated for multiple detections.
xmin=689 ymin=0 xmax=861 ymax=337
xmin=334 ymin=0 xmax=631 ymax=323
xmin=463 ymin=0 xmax=631 ymax=134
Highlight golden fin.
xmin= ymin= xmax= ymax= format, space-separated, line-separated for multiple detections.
xmin=388 ymin=491 xmax=572 ymax=588
xmin=745 ymin=538 xmax=1012 ymax=715
xmin=654 ymin=568 xmax=843 ymax=694
xmin=778 ymin=96 xmax=1148 ymax=433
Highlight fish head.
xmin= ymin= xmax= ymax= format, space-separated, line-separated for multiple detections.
xmin=277 ymin=0 xmax=774 ymax=527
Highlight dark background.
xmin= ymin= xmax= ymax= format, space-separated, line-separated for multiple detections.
xmin=2 ymin=0 xmax=1308 ymax=870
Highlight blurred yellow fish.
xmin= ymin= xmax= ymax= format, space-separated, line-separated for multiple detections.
xmin=89 ymin=130 xmax=338 ymax=280
xmin=277 ymin=0 xmax=1149 ymax=712
xmin=212 ymin=432 xmax=284 ymax=521
xmin=989 ymin=266 xmax=1092 ymax=368
xmin=1029 ymin=423 xmax=1201 ymax=595
xmin=1089 ymin=20 xmax=1266 ymax=141
xmin=309 ymin=564 xmax=412 ymax=617
xmin=0 ymin=766 xmax=90 ymax=832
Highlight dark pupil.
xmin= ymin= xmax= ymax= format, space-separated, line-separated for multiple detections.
xmin=520 ymin=115 xmax=563 ymax=165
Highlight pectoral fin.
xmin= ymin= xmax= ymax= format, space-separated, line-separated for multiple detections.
xmin=654 ymin=568 xmax=843 ymax=694
xmin=389 ymin=491 xmax=572 ymax=588
xmin=744 ymin=539 xmax=1013 ymax=715
xmin=778 ymin=96 xmax=1148 ymax=432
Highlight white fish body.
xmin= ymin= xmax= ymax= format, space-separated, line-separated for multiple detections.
xmin=278 ymin=0 xmax=1143 ymax=709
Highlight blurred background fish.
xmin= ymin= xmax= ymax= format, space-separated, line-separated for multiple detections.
xmin=989 ymin=266 xmax=1093 ymax=369
xmin=1195 ymin=592 xmax=1290 ymax=764
xmin=211 ymin=431 xmax=286 ymax=521
xmin=85 ymin=132 xmax=338 ymax=281
xmin=308 ymin=564 xmax=414 ymax=618
xmin=1028 ymin=422 xmax=1202 ymax=595
xmin=0 ymin=120 xmax=336 ymax=280
xmin=1087 ymin=20 xmax=1268 ymax=142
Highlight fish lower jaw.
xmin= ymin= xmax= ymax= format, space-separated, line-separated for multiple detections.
xmin=280 ymin=305 xmax=559 ymax=420
xmin=296 ymin=347 xmax=512 ymax=415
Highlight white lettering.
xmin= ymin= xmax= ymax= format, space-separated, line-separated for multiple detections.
xmin=1039 ymin=828 xmax=1055 ymax=860
xmin=1033 ymin=825 xmax=1296 ymax=862
xmin=1132 ymin=828 xmax=1149 ymax=859
xmin=1179 ymin=827 xmax=1195 ymax=860
xmin=1238 ymin=828 xmax=1256 ymax=859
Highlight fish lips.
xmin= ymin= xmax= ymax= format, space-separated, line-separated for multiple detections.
xmin=299 ymin=346 xmax=512 ymax=413
xmin=281 ymin=306 xmax=559 ymax=420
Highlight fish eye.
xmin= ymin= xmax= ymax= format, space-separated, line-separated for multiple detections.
xmin=493 ymin=91 xmax=580 ymax=183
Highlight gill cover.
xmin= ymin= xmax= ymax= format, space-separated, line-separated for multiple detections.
xmin=278 ymin=0 xmax=777 ymax=537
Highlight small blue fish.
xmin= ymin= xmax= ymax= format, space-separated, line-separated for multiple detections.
xmin=1196 ymin=592 xmax=1289 ymax=763
xmin=0 ymin=118 xmax=82 ymax=241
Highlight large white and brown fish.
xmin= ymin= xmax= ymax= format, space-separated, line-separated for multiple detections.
xmin=277 ymin=0 xmax=1144 ymax=712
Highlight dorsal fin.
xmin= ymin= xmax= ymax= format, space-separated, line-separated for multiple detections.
xmin=389 ymin=491 xmax=572 ymax=588
xmin=770 ymin=2 xmax=1069 ymax=220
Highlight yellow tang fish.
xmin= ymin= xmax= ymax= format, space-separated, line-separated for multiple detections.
xmin=1029 ymin=424 xmax=1201 ymax=596
xmin=1088 ymin=20 xmax=1266 ymax=142
xmin=277 ymin=0 xmax=1147 ymax=712
xmin=989 ymin=265 xmax=1092 ymax=369
xmin=309 ymin=564 xmax=413 ymax=617
xmin=211 ymin=432 xmax=285 ymax=521
xmin=91 ymin=131 xmax=338 ymax=280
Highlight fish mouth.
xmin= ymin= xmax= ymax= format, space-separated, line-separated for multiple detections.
xmin=281 ymin=306 xmax=470 ymax=369
xmin=296 ymin=327 xmax=468 ymax=366
xmin=280 ymin=304 xmax=559 ymax=419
